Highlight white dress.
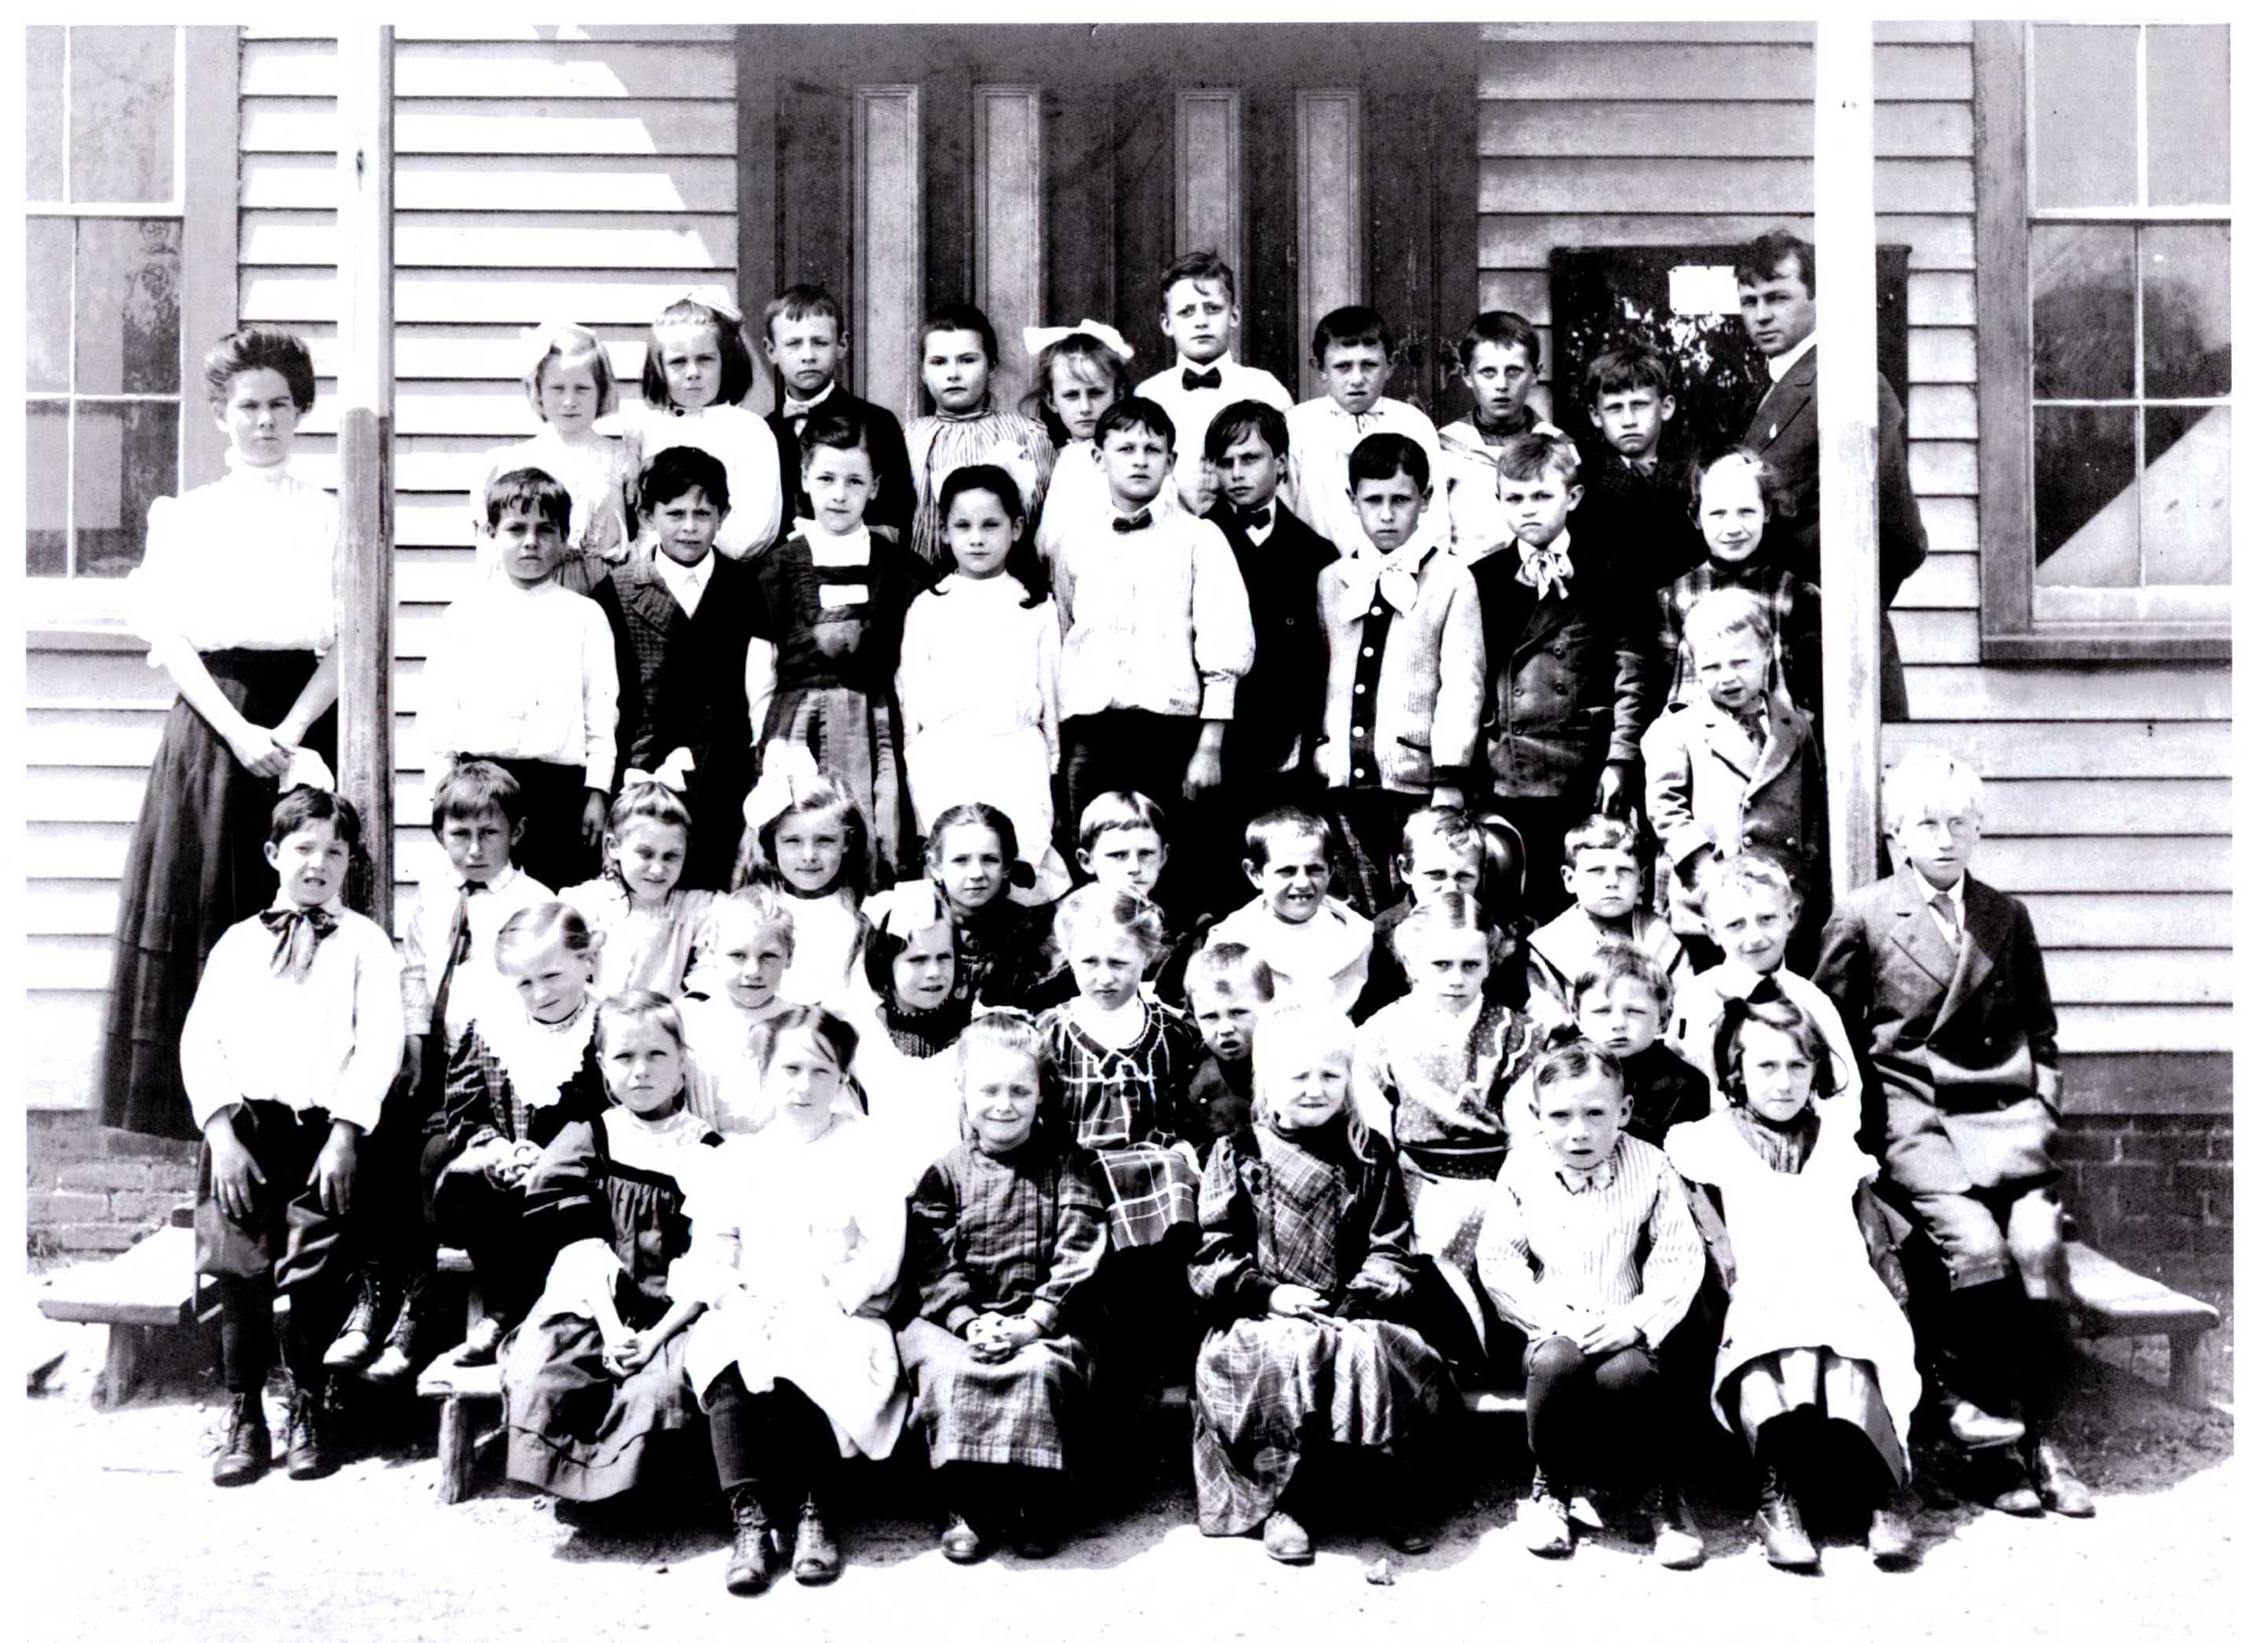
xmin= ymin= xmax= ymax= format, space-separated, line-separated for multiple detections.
xmin=772 ymin=888 xmax=876 ymax=1019
xmin=848 ymin=1010 xmax=966 ymax=1195
xmin=610 ymin=400 xmax=786 ymax=559
xmin=680 ymin=992 xmax=794 ymax=1136
xmin=1664 ymin=1108 xmax=1921 ymax=1466
xmin=895 ymin=573 xmax=1070 ymax=903
xmin=559 ymin=878 xmax=718 ymax=999
xmin=674 ymin=1114 xmax=910 ymax=1459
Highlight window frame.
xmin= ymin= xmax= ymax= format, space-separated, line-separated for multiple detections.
xmin=1973 ymin=19 xmax=2232 ymax=663
xmin=23 ymin=24 xmax=238 ymax=622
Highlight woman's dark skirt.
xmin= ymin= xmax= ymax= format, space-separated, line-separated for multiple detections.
xmin=99 ymin=648 xmax=334 ymax=1140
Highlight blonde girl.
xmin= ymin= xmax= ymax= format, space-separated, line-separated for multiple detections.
xmin=681 ymin=883 xmax=798 ymax=1135
xmin=561 ymin=779 xmax=717 ymax=999
xmin=469 ymin=321 xmax=637 ymax=590
xmin=735 ymin=749 xmax=877 ymax=1015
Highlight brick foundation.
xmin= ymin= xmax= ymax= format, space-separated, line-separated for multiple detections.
xmin=27 ymin=1109 xmax=197 ymax=1258
xmin=2054 ymin=1112 xmax=2234 ymax=1294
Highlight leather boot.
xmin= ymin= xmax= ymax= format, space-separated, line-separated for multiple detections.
xmin=1518 ymin=1470 xmax=1573 ymax=1558
xmin=2028 ymin=1437 xmax=2095 ymax=1518
xmin=1868 ymin=1490 xmax=1919 ymax=1566
xmin=323 ymin=1269 xmax=389 ymax=1371
xmin=212 ymin=1392 xmax=271 ymax=1488
xmin=725 ymin=1486 xmax=773 ymax=1594
xmin=283 ymin=1381 xmax=336 ymax=1481
xmin=1644 ymin=1481 xmax=1707 ymax=1570
xmin=363 ymin=1270 xmax=433 ymax=1386
xmin=1755 ymin=1459 xmax=1817 ymax=1569
xmin=791 ymin=1495 xmax=842 ymax=1585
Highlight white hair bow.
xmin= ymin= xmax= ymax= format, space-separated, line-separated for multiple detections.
xmin=1021 ymin=319 xmax=1135 ymax=363
xmin=623 ymin=747 xmax=698 ymax=795
xmin=282 ymin=747 xmax=336 ymax=794
xmin=520 ymin=319 xmax=601 ymax=377
xmin=742 ymin=741 xmax=826 ymax=835
xmin=669 ymin=288 xmax=743 ymax=327
xmin=861 ymin=878 xmax=949 ymax=937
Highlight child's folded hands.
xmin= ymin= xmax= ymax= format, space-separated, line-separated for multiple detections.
xmin=1268 ymin=1283 xmax=1330 ymax=1319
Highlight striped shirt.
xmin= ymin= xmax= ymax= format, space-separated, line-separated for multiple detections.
xmin=1474 ymin=1131 xmax=1702 ymax=1349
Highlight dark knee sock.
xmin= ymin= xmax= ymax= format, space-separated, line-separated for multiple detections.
xmin=217 ymin=1275 xmax=274 ymax=1395
xmin=1523 ymin=1338 xmax=1590 ymax=1481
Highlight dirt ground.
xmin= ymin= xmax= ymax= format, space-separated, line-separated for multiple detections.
xmin=17 ymin=1296 xmax=2240 ymax=1643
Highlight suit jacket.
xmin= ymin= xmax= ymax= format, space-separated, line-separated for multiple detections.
xmin=1741 ymin=349 xmax=1929 ymax=720
xmin=1575 ymin=447 xmax=1705 ymax=590
xmin=768 ymin=389 xmax=918 ymax=548
xmin=1811 ymin=872 xmax=2062 ymax=1194
xmin=1207 ymin=498 xmax=1339 ymax=779
xmin=1468 ymin=524 xmax=1652 ymax=801
xmin=1639 ymin=693 xmax=1824 ymax=937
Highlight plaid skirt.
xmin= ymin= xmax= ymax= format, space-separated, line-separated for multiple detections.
xmin=762 ymin=684 xmax=915 ymax=879
xmin=898 ymin=1316 xmax=1094 ymax=1472
xmin=500 ymin=1307 xmax=701 ymax=1503
xmin=1094 ymin=1142 xmax=1202 ymax=1251
xmin=1191 ymin=1313 xmax=1451 ymax=1535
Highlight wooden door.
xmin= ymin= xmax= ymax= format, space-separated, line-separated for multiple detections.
xmin=737 ymin=24 xmax=1479 ymax=425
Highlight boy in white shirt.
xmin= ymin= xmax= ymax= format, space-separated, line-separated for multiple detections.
xmin=1287 ymin=305 xmax=1445 ymax=559
xmin=1136 ymin=250 xmax=1294 ymax=513
xmin=421 ymin=469 xmax=619 ymax=893
xmin=182 ymin=787 xmax=406 ymax=1487
xmin=1204 ymin=807 xmax=1372 ymax=1015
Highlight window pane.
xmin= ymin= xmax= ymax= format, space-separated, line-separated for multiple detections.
xmin=2032 ymin=224 xmax=2134 ymax=400
xmin=2142 ymin=405 xmax=2230 ymax=587
xmin=2147 ymin=26 xmax=2230 ymax=206
xmin=2032 ymin=24 xmax=2138 ymax=210
xmin=73 ymin=217 xmax=181 ymax=396
xmin=72 ymin=400 xmax=177 ymax=578
xmin=68 ymin=25 xmax=174 ymax=205
xmin=27 ymin=218 xmax=71 ymax=392
xmin=27 ymin=403 xmax=70 ymax=576
xmin=2035 ymin=405 xmax=2137 ymax=586
xmin=26 ymin=26 xmax=65 ymax=199
xmin=2142 ymin=223 xmax=2230 ymax=401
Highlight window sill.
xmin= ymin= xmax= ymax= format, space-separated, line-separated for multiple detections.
xmin=1981 ymin=625 xmax=2233 ymax=664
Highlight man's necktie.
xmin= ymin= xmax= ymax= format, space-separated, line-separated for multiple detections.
xmin=1930 ymin=890 xmax=1960 ymax=937
xmin=1181 ymin=367 xmax=1222 ymax=392
xmin=1112 ymin=509 xmax=1153 ymax=534
xmin=257 ymin=906 xmax=338 ymax=981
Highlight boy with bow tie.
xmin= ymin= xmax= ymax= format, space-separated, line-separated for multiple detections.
xmin=760 ymin=284 xmax=916 ymax=546
xmin=1136 ymin=250 xmax=1294 ymax=514
xmin=1311 ymin=433 xmax=1484 ymax=917
xmin=181 ymin=787 xmax=405 ymax=1487
xmin=1469 ymin=433 xmax=1650 ymax=926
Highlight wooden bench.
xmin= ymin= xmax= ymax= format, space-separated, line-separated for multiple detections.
xmin=2065 ymin=1240 xmax=2222 ymax=1409
xmin=35 ymin=1224 xmax=201 ymax=1409
xmin=416 ymin=1247 xmax=501 ymax=1504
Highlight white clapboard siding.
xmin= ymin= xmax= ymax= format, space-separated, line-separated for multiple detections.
xmin=21 ymin=27 xmax=737 ymax=1110
xmin=1479 ymin=22 xmax=2229 ymax=1059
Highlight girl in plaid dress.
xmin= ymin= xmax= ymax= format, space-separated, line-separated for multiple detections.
xmin=1189 ymin=1004 xmax=1452 ymax=1562
xmin=897 ymin=1011 xmax=1108 ymax=1564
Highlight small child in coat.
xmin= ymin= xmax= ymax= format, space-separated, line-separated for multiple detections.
xmin=761 ymin=284 xmax=916 ymax=546
xmin=1203 ymin=807 xmax=1371 ymax=1015
xmin=1569 ymin=942 xmax=1709 ymax=1150
xmin=1188 ymin=1004 xmax=1452 ymax=1562
xmin=1525 ymin=813 xmax=1689 ymax=1028
xmin=1181 ymin=943 xmax=1271 ymax=1141
xmin=184 ymin=787 xmax=404 ymax=1486
xmin=1476 ymin=1031 xmax=1707 ymax=1567
xmin=1642 ymin=587 xmax=1826 ymax=969
xmin=1574 ymin=343 xmax=1703 ymax=590
xmin=499 ymin=992 xmax=724 ymax=1502
xmin=897 ymin=1010 xmax=1110 ymax=1564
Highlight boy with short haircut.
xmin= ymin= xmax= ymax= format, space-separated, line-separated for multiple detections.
xmin=421 ymin=467 xmax=619 ymax=895
xmin=1182 ymin=941 xmax=1274 ymax=1138
xmin=1664 ymin=853 xmax=1860 ymax=1123
xmin=1526 ymin=814 xmax=1688 ymax=1028
xmin=1188 ymin=398 xmax=1340 ymax=915
xmin=1641 ymin=588 xmax=1824 ymax=969
xmin=1475 ymin=1035 xmax=1706 ymax=1565
xmin=1287 ymin=306 xmax=1446 ymax=559
xmin=1205 ymin=807 xmax=1372 ymax=1015
xmin=1351 ymin=805 xmax=1525 ymax=1022
xmin=761 ymin=283 xmax=916 ymax=545
xmin=1570 ymin=941 xmax=1708 ymax=1150
xmin=183 ymin=787 xmax=406 ymax=1486
xmin=323 ymin=759 xmax=554 ymax=1385
xmin=1075 ymin=789 xmax=1171 ymax=902
xmin=1437 ymin=311 xmax=1556 ymax=564
xmin=593 ymin=444 xmax=772 ymax=891
xmin=1138 ymin=250 xmax=1295 ymax=513
xmin=1313 ymin=432 xmax=1485 ymax=918
xmin=1052 ymin=397 xmax=1255 ymax=842
xmin=1813 ymin=750 xmax=2090 ymax=1518
xmin=1468 ymin=433 xmax=1650 ymax=926
xmin=1576 ymin=344 xmax=1704 ymax=590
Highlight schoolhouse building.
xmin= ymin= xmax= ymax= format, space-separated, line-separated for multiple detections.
xmin=23 ymin=20 xmax=2231 ymax=1296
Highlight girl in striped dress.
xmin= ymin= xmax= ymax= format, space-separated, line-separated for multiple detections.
xmin=904 ymin=302 xmax=1056 ymax=567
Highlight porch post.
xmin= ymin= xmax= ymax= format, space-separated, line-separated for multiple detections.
xmin=335 ymin=27 xmax=396 ymax=926
xmin=1813 ymin=17 xmax=1883 ymax=899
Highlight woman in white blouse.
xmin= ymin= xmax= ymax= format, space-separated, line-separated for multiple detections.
xmin=100 ymin=328 xmax=341 ymax=1141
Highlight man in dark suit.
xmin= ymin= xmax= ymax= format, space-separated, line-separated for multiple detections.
xmin=1813 ymin=750 xmax=2093 ymax=1520
xmin=1187 ymin=400 xmax=1339 ymax=916
xmin=1735 ymin=230 xmax=1929 ymax=720
xmin=589 ymin=446 xmax=771 ymax=893
xmin=761 ymin=285 xmax=917 ymax=546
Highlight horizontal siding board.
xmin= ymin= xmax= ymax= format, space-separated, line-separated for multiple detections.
xmin=1907 ymin=331 xmax=1978 ymax=389
xmin=243 ymin=101 xmax=737 ymax=159
xmin=1892 ymin=553 xmax=1979 ymax=610
xmin=1978 ymin=779 xmax=2229 ymax=838
xmin=1915 ymin=497 xmax=1977 ymax=557
xmin=1906 ymin=272 xmax=1977 ymax=327
xmin=302 ymin=327 xmax=649 ymax=383
xmin=243 ymin=269 xmax=741 ymax=326
xmin=1888 ymin=609 xmax=1980 ymax=666
xmin=1477 ymin=43 xmax=1972 ymax=103
xmin=2058 ymin=1006 xmax=2228 ymax=1056
xmin=2023 ymin=894 xmax=2230 ymax=951
xmin=240 ymin=39 xmax=735 ymax=100
xmin=243 ymin=26 xmax=736 ymax=42
xmin=1968 ymin=836 xmax=2229 ymax=894
xmin=241 ymin=212 xmax=737 ymax=270
xmin=242 ymin=152 xmax=740 ymax=209
xmin=1477 ymin=158 xmax=1972 ymax=217
xmin=1905 ymin=384 xmax=1977 ymax=440
xmin=1479 ymin=23 xmax=1973 ymax=45
xmin=1881 ymin=720 xmax=2227 ymax=780
xmin=1908 ymin=438 xmax=1978 ymax=495
xmin=1477 ymin=100 xmax=1972 ymax=160
xmin=1478 ymin=214 xmax=1975 ymax=272
xmin=2041 ymin=951 xmax=2229 ymax=1006
xmin=1901 ymin=666 xmax=2230 ymax=721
